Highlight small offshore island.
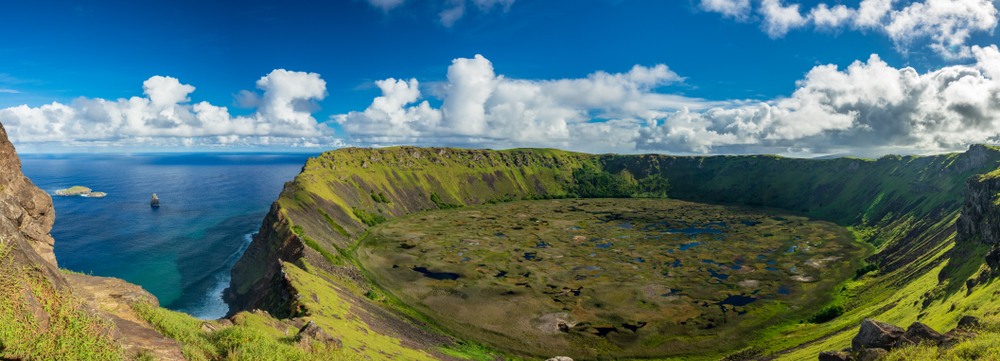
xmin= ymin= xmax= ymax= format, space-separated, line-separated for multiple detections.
xmin=54 ymin=186 xmax=106 ymax=198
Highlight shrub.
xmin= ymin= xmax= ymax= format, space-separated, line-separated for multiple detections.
xmin=808 ymin=304 xmax=844 ymax=323
xmin=854 ymin=263 xmax=879 ymax=279
xmin=352 ymin=207 xmax=387 ymax=226
xmin=430 ymin=193 xmax=462 ymax=209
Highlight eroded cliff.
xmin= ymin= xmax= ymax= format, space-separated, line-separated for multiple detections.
xmin=0 ymin=122 xmax=184 ymax=360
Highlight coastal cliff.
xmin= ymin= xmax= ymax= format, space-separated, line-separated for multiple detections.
xmin=955 ymin=157 xmax=1000 ymax=270
xmin=0 ymin=122 xmax=184 ymax=360
xmin=0 ymin=124 xmax=60 ymax=270
xmin=224 ymin=147 xmax=589 ymax=314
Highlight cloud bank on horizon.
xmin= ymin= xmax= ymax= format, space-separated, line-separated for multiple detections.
xmin=9 ymin=49 xmax=1000 ymax=157
xmin=0 ymin=70 xmax=340 ymax=149
xmin=701 ymin=0 xmax=998 ymax=59
xmin=4 ymin=0 xmax=1000 ymax=157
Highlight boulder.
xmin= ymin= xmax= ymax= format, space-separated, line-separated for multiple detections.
xmin=939 ymin=328 xmax=979 ymax=348
xmin=903 ymin=322 xmax=942 ymax=345
xmin=546 ymin=357 xmax=573 ymax=361
xmin=296 ymin=321 xmax=341 ymax=352
xmin=818 ymin=350 xmax=853 ymax=361
xmin=857 ymin=348 xmax=887 ymax=361
xmin=957 ymin=316 xmax=982 ymax=330
xmin=852 ymin=318 xmax=906 ymax=351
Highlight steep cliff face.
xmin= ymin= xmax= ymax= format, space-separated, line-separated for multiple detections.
xmin=0 ymin=123 xmax=65 ymax=289
xmin=0 ymin=122 xmax=184 ymax=360
xmin=224 ymin=201 xmax=305 ymax=313
xmin=225 ymin=146 xmax=589 ymax=315
xmin=955 ymin=165 xmax=1000 ymax=269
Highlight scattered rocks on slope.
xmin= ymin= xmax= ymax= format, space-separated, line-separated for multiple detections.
xmin=856 ymin=348 xmax=888 ymax=361
xmin=818 ymin=351 xmax=852 ymax=361
xmin=957 ymin=315 xmax=982 ymax=329
xmin=820 ymin=317 xmax=984 ymax=360
xmin=851 ymin=318 xmax=906 ymax=351
xmin=296 ymin=320 xmax=342 ymax=353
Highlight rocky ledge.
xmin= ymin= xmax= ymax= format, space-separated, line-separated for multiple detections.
xmin=818 ymin=317 xmax=982 ymax=361
xmin=0 ymin=121 xmax=181 ymax=359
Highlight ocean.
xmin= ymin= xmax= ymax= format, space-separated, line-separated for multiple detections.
xmin=19 ymin=152 xmax=316 ymax=320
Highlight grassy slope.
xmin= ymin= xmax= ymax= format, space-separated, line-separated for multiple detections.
xmin=244 ymin=145 xmax=1000 ymax=360
xmin=0 ymin=243 xmax=125 ymax=360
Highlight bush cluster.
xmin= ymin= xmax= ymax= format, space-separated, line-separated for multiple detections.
xmin=430 ymin=192 xmax=462 ymax=209
xmin=807 ymin=304 xmax=844 ymax=324
xmin=352 ymin=207 xmax=387 ymax=226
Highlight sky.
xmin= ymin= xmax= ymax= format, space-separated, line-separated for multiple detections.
xmin=3 ymin=0 xmax=1000 ymax=157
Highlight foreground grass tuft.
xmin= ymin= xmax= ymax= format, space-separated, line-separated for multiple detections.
xmin=881 ymin=314 xmax=1000 ymax=361
xmin=131 ymin=301 xmax=361 ymax=361
xmin=0 ymin=243 xmax=125 ymax=360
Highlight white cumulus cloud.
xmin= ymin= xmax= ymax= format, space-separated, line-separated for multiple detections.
xmin=699 ymin=0 xmax=752 ymax=19
xmin=335 ymin=52 xmax=1000 ymax=157
xmin=334 ymin=55 xmax=736 ymax=152
xmin=364 ymin=0 xmax=516 ymax=27
xmin=0 ymin=70 xmax=337 ymax=148
xmin=699 ymin=0 xmax=999 ymax=58
xmin=635 ymin=45 xmax=1000 ymax=156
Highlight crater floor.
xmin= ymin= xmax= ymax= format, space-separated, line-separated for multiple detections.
xmin=358 ymin=198 xmax=866 ymax=359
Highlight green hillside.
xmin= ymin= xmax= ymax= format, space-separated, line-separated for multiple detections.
xmin=221 ymin=145 xmax=1000 ymax=360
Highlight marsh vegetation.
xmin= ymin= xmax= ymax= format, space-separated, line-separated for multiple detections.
xmin=358 ymin=198 xmax=866 ymax=359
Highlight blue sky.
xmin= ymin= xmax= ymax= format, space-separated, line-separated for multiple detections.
xmin=2 ymin=0 xmax=1000 ymax=157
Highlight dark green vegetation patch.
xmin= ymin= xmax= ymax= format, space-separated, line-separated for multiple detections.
xmin=358 ymin=198 xmax=865 ymax=359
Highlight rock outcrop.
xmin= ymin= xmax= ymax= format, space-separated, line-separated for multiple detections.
xmin=65 ymin=273 xmax=185 ymax=360
xmin=820 ymin=317 xmax=982 ymax=360
xmin=0 ymin=123 xmax=61 ymax=272
xmin=0 ymin=121 xmax=184 ymax=359
xmin=955 ymin=160 xmax=1000 ymax=270
xmin=151 ymin=193 xmax=160 ymax=207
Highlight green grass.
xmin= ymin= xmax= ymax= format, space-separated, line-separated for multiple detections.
xmin=352 ymin=207 xmax=387 ymax=226
xmin=316 ymin=208 xmax=349 ymax=237
xmin=131 ymin=301 xmax=361 ymax=361
xmin=358 ymin=198 xmax=866 ymax=360
xmin=430 ymin=192 xmax=462 ymax=209
xmin=59 ymin=268 xmax=92 ymax=276
xmin=0 ymin=243 xmax=125 ymax=360
xmin=241 ymin=145 xmax=1000 ymax=360
xmin=881 ymin=313 xmax=1000 ymax=361
xmin=302 ymin=236 xmax=345 ymax=266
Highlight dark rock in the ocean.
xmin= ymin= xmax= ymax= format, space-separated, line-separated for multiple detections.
xmin=150 ymin=193 xmax=160 ymax=207
xmin=903 ymin=322 xmax=943 ymax=344
xmin=958 ymin=315 xmax=983 ymax=330
xmin=852 ymin=318 xmax=905 ymax=351
xmin=856 ymin=348 xmax=887 ymax=361
xmin=818 ymin=350 xmax=853 ymax=361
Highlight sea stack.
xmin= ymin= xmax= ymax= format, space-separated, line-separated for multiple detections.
xmin=151 ymin=193 xmax=160 ymax=207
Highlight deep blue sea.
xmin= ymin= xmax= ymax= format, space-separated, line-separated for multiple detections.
xmin=20 ymin=153 xmax=315 ymax=320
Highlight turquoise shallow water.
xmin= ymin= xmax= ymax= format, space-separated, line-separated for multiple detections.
xmin=20 ymin=153 xmax=315 ymax=319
